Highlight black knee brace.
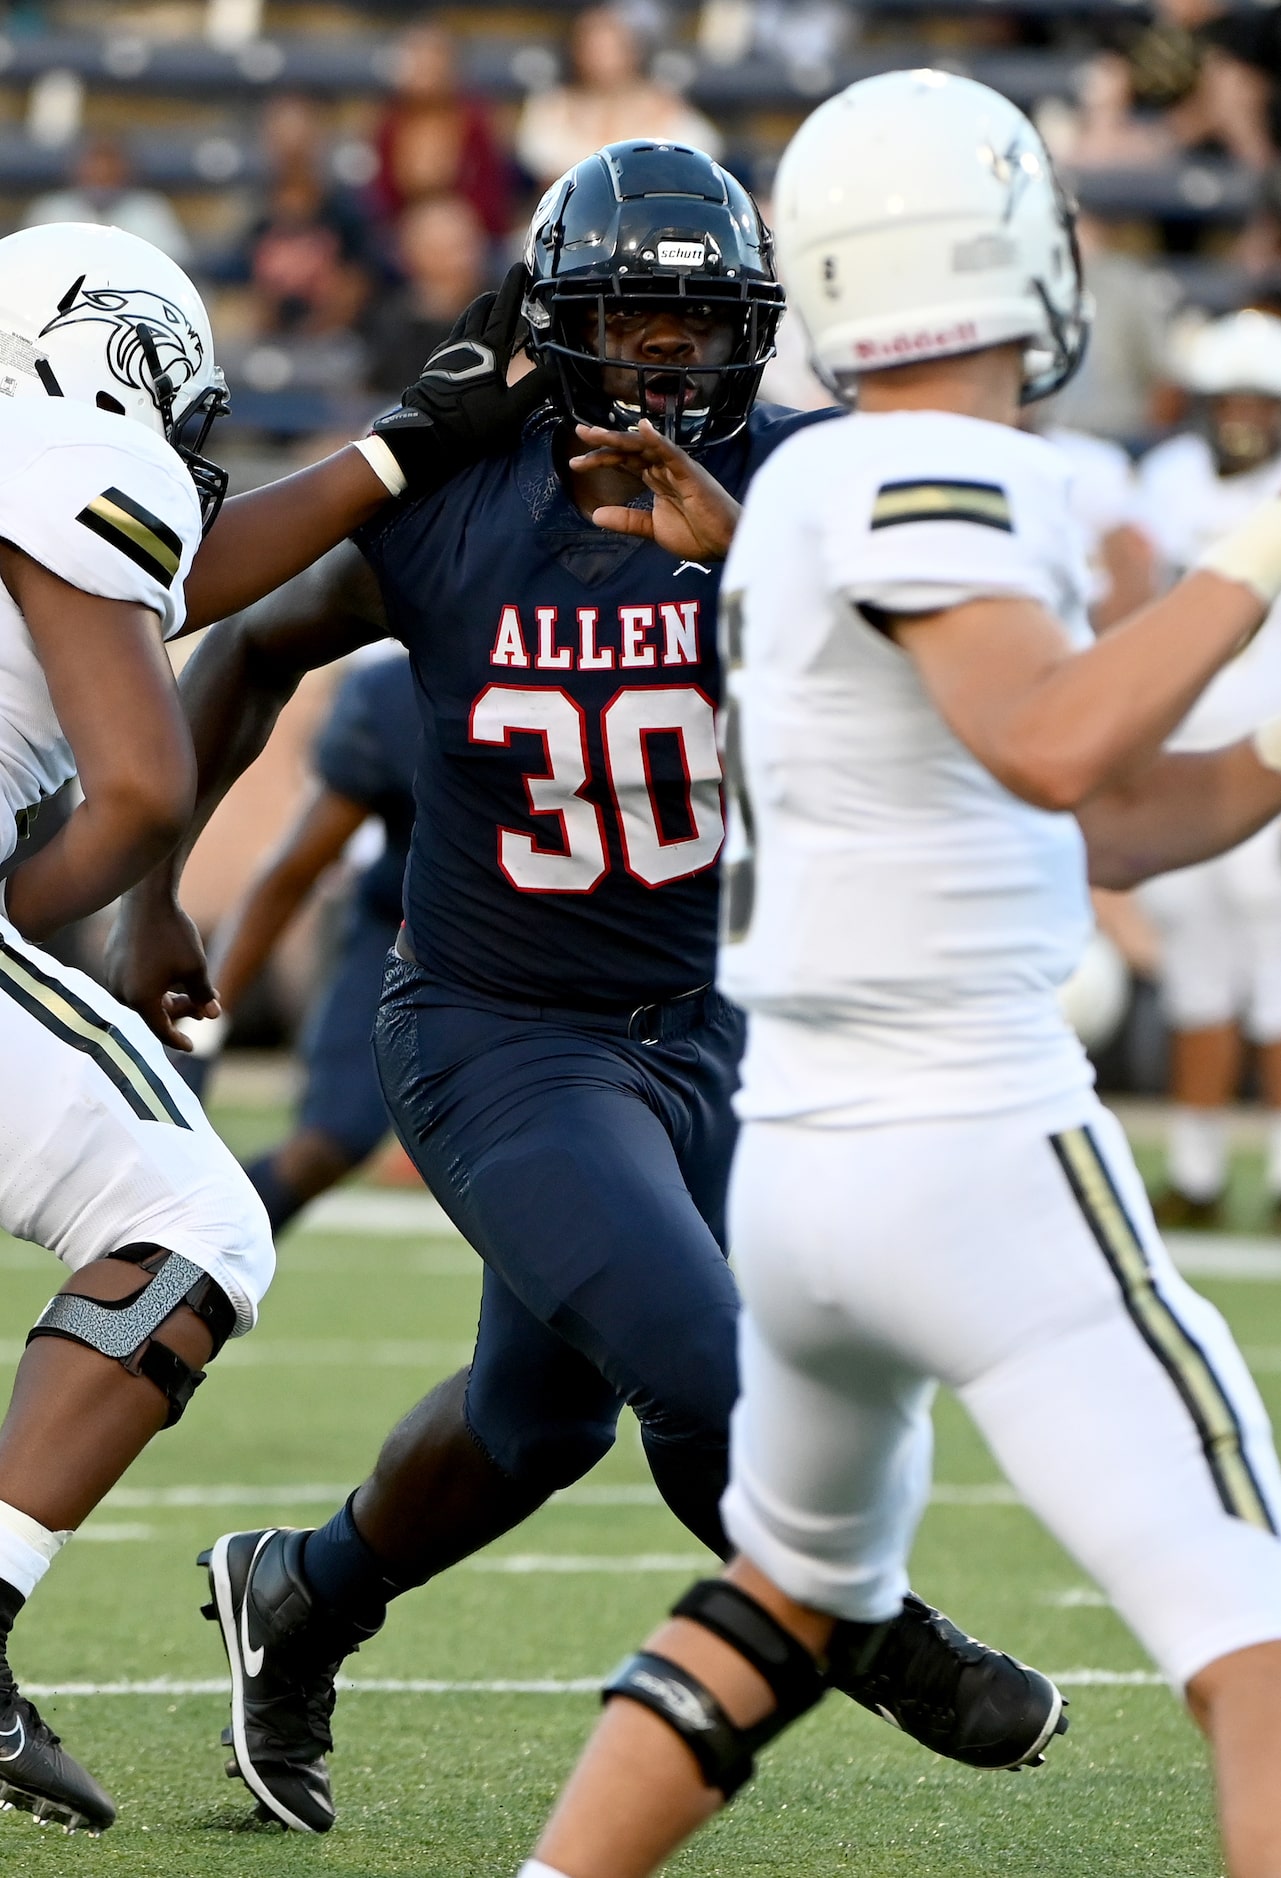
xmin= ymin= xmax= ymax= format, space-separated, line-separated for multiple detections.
xmin=27 ymin=1244 xmax=236 ymax=1427
xmin=602 ymin=1579 xmax=829 ymax=1798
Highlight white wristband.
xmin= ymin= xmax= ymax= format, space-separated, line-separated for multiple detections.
xmin=1196 ymin=498 xmax=1281 ymax=608
xmin=1253 ymin=717 xmax=1281 ymax=773
xmin=353 ymin=434 xmax=408 ymax=498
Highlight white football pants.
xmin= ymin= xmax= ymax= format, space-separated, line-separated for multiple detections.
xmin=723 ymin=1093 xmax=1281 ymax=1688
xmin=0 ymin=915 xmax=273 ymax=1333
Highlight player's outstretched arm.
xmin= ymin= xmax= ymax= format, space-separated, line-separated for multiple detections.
xmin=182 ymin=263 xmax=553 ymax=632
xmin=0 ymin=548 xmax=195 ymax=942
xmin=107 ymin=565 xmax=383 ymax=1048
xmin=894 ymin=569 xmax=1266 ymax=813
xmin=206 ymin=782 xmax=367 ymax=1015
xmin=1082 ymin=739 xmax=1281 ymax=889
xmin=182 ymin=447 xmax=390 ymax=635
xmin=570 ymin=419 xmax=742 ymax=561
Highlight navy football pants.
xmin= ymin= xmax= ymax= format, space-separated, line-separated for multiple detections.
xmin=298 ymin=901 xmax=399 ymax=1164
xmin=373 ymin=951 xmax=743 ymax=1553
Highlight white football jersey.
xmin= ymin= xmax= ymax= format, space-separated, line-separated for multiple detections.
xmin=720 ymin=408 xmax=1096 ymax=1126
xmin=1137 ymin=432 xmax=1281 ymax=751
xmin=0 ymin=397 xmax=200 ymax=868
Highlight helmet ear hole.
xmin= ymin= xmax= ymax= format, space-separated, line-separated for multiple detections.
xmin=95 ymin=390 xmax=125 ymax=415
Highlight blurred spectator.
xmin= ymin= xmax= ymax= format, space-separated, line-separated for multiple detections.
xmin=24 ymin=134 xmax=191 ymax=263
xmin=1123 ymin=0 xmax=1215 ymax=149
xmin=1191 ymin=3 xmax=1281 ymax=170
xmin=517 ymin=6 xmax=722 ymax=189
xmin=1102 ymin=0 xmax=1277 ymax=171
xmin=1045 ymin=53 xmax=1177 ymax=170
xmin=236 ymin=97 xmax=372 ymax=338
xmin=370 ymin=21 xmax=512 ymax=240
xmin=1045 ymin=213 xmax=1177 ymax=447
xmin=363 ymin=195 xmax=492 ymax=400
xmin=700 ymin=2 xmax=851 ymax=79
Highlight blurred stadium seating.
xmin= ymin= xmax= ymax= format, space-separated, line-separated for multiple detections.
xmin=4 ymin=0 xmax=1278 ymax=446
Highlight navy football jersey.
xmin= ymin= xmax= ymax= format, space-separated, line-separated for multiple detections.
xmin=357 ymin=401 xmax=835 ymax=1008
xmin=312 ymin=651 xmax=418 ymax=924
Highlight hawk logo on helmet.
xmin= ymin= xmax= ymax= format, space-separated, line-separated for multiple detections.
xmin=39 ymin=286 xmax=205 ymax=401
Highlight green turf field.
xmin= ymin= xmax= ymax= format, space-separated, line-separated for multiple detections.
xmin=0 ymin=1099 xmax=1268 ymax=1876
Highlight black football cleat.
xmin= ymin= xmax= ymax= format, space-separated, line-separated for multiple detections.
xmin=200 ymin=1528 xmax=377 ymax=1834
xmin=0 ymin=1674 xmax=115 ymax=1835
xmin=831 ymin=1593 xmax=1068 ymax=1771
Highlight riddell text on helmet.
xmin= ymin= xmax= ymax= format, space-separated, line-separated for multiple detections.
xmin=855 ymin=322 xmax=980 ymax=362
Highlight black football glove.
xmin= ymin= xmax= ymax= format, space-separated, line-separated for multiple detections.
xmin=370 ymin=262 xmax=554 ymax=494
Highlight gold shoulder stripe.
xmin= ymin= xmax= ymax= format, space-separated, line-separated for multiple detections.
xmin=76 ymin=486 xmax=182 ymax=589
xmin=1052 ymin=1126 xmax=1276 ymax=1532
xmin=870 ymin=479 xmax=1012 ymax=533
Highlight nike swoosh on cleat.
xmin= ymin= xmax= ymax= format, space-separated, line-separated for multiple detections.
xmin=0 ymin=1719 xmax=25 ymax=1762
xmin=238 ymin=1537 xmax=271 ymax=1679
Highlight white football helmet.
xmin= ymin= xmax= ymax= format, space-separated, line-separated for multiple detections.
xmin=772 ymin=69 xmax=1090 ymax=404
xmin=1183 ymin=310 xmax=1281 ymax=400
xmin=0 ymin=222 xmax=229 ymax=530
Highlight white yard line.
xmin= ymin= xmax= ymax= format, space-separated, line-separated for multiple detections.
xmin=0 ymin=1339 xmax=474 ymax=1368
xmin=95 ymin=1480 xmax=1022 ymax=1514
xmin=471 ymin=1554 xmax=712 ymax=1574
xmin=1166 ymin=1236 xmax=1281 ymax=1278
xmin=24 ymin=1670 xmax=1165 ymax=1697
xmin=295 ymin=1190 xmax=452 ymax=1236
xmin=928 ymin=1483 xmax=1019 ymax=1504
xmin=103 ymin=1482 xmax=355 ymax=1509
xmin=217 ymin=1339 xmax=473 ymax=1368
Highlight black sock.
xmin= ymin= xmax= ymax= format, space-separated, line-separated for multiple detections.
xmin=0 ymin=1578 xmax=25 ymax=1688
xmin=302 ymin=1496 xmax=402 ymax=1630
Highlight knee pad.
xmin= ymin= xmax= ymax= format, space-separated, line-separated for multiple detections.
xmin=27 ymin=1244 xmax=236 ymax=1428
xmin=602 ymin=1578 xmax=828 ymax=1799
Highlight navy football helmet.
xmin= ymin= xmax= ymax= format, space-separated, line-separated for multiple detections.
xmin=523 ymin=140 xmax=784 ymax=450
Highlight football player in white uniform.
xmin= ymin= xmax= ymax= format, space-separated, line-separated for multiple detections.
xmin=0 ymin=223 xmax=273 ymax=1833
xmin=1136 ymin=311 xmax=1281 ymax=1225
xmin=514 ymin=74 xmax=1281 ymax=1878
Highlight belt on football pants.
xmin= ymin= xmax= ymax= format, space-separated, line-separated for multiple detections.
xmin=393 ymin=925 xmax=714 ymax=1045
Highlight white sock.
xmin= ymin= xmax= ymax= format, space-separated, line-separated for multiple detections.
xmin=1167 ymin=1107 xmax=1229 ymax=1202
xmin=0 ymin=1499 xmax=70 ymax=1599
xmin=518 ymin=1862 xmax=573 ymax=1878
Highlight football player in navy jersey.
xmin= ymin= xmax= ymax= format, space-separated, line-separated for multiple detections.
xmin=111 ymin=142 xmax=1067 ymax=1833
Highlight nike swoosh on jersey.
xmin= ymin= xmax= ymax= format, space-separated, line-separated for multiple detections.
xmin=673 ymin=560 xmax=711 ymax=577
xmin=0 ymin=1717 xmax=25 ymax=1762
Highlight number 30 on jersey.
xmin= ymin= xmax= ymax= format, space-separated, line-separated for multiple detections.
xmin=469 ymin=684 xmax=723 ymax=892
